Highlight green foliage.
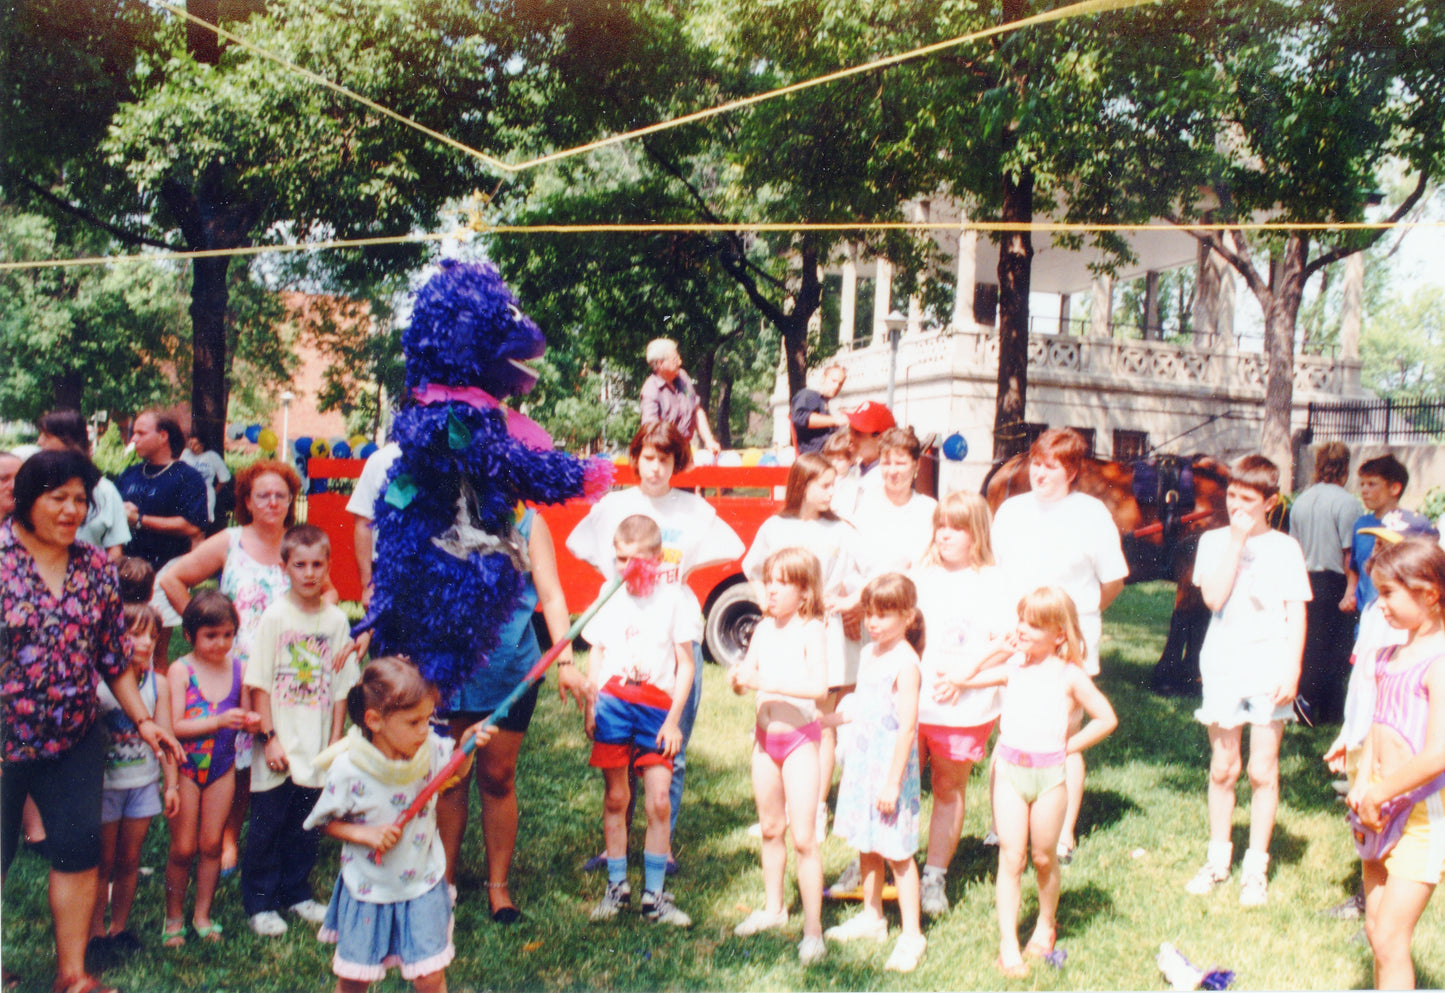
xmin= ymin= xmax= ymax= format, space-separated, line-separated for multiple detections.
xmin=0 ymin=209 xmax=188 ymax=420
xmin=90 ymin=422 xmax=137 ymax=478
xmin=1360 ymin=284 xmax=1445 ymax=400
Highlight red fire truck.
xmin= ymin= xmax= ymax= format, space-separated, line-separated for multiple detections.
xmin=304 ymin=458 xmax=788 ymax=668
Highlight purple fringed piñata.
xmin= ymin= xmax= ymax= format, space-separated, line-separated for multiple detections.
xmin=356 ymin=260 xmax=612 ymax=699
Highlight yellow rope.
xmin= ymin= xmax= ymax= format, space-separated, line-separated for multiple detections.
xmin=3 ymin=219 xmax=1439 ymax=272
xmin=156 ymin=0 xmax=1152 ymax=174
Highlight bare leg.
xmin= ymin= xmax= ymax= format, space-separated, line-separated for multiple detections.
xmin=1059 ymin=752 xmax=1084 ymax=853
xmin=474 ymin=730 xmax=525 ymax=915
xmin=1363 ymin=858 xmax=1434 ymax=990
xmin=859 ymin=852 xmax=886 ymax=921
xmin=108 ymin=816 xmax=153 ymax=934
xmin=781 ymin=742 xmax=822 ymax=938
xmin=50 ymin=868 xmax=100 ymax=984
xmin=221 ymin=767 xmax=250 ymax=875
xmin=601 ymin=768 xmax=631 ymax=860
xmin=166 ymin=778 xmax=202 ymax=926
xmin=889 ymin=857 xmax=922 ymax=939
xmin=90 ymin=819 xmax=121 ymax=939
xmin=435 ymin=758 xmax=470 ymax=887
xmin=1245 ymin=721 xmax=1283 ymax=854
xmin=22 ymin=796 xmax=46 ymax=844
xmin=992 ymin=770 xmax=1031 ymax=970
xmin=640 ymin=765 xmax=673 ymax=860
xmin=335 ymin=978 xmax=370 ymax=993
xmin=1026 ymin=783 xmax=1068 ymax=953
xmin=751 ymin=747 xmax=789 ymax=915
xmin=412 ymin=968 xmax=448 ymax=993
xmin=924 ymin=756 xmax=973 ymax=870
xmin=193 ymin=772 xmax=235 ymax=930
xmin=1205 ymin=725 xmax=1244 ymax=845
xmin=816 ymin=686 xmax=852 ymax=813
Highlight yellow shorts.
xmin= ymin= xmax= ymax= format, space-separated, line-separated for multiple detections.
xmin=1384 ymin=787 xmax=1445 ymax=886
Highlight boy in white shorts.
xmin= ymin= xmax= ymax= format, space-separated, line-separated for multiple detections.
xmin=1187 ymin=454 xmax=1311 ymax=906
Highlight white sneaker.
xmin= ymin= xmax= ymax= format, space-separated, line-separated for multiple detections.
xmin=289 ymin=899 xmax=328 ymax=924
xmin=1184 ymin=862 xmax=1230 ymax=896
xmin=824 ymin=911 xmax=888 ymax=943
xmin=734 ymin=907 xmax=789 ymax=936
xmin=920 ymin=872 xmax=949 ymax=915
xmin=590 ymin=880 xmax=631 ymax=921
xmin=1239 ymin=870 xmax=1268 ymax=907
xmin=885 ymin=932 xmax=927 ymax=973
xmin=640 ymin=890 xmax=692 ymax=927
xmin=249 ymin=911 xmax=288 ymax=936
xmin=747 ymin=821 xmax=764 ymax=838
xmin=983 ymin=830 xmax=999 ymax=846
xmin=828 ymin=858 xmax=863 ymax=894
xmin=798 ymin=935 xmax=827 ymax=965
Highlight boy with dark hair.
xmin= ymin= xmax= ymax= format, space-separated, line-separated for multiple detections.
xmin=1187 ymin=454 xmax=1311 ymax=906
xmin=242 ymin=524 xmax=358 ymax=936
xmin=1344 ymin=454 xmax=1410 ymax=613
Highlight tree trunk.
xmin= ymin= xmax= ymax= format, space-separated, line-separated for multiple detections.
xmin=52 ymin=367 xmax=83 ymax=413
xmin=781 ymin=242 xmax=823 ymax=398
xmin=1259 ymin=235 xmax=1308 ymax=482
xmin=993 ymin=165 xmax=1034 ymax=460
xmin=714 ymin=371 xmax=733 ymax=449
xmin=190 ymin=256 xmax=231 ymax=453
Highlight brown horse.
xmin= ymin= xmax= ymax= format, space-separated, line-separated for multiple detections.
xmin=982 ymin=453 xmax=1231 ymax=695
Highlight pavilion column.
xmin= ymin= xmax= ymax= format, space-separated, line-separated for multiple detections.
xmin=840 ymin=245 xmax=858 ymax=348
xmin=1059 ymin=293 xmax=1073 ymax=335
xmin=953 ymin=226 xmax=977 ymax=330
xmin=1090 ymin=275 xmax=1112 ymax=338
xmin=873 ymin=257 xmax=893 ymax=345
xmin=1143 ymin=270 xmax=1161 ymax=340
xmin=1339 ymin=251 xmax=1363 ymax=391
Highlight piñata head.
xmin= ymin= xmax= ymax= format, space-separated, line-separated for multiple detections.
xmin=403 ymin=259 xmax=545 ymax=399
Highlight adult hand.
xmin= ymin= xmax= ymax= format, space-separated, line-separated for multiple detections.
xmin=557 ymin=663 xmax=589 ymax=713
xmin=140 ymin=720 xmax=185 ymax=766
xmin=1339 ymin=589 xmax=1357 ymax=612
xmin=123 ymin=501 xmax=140 ymax=527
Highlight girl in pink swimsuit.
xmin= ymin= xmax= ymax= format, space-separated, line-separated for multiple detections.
xmin=727 ymin=547 xmax=828 ymax=964
xmin=1347 ymin=537 xmax=1445 ymax=990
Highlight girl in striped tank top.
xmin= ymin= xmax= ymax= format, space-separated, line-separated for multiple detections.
xmin=1348 ymin=537 xmax=1445 ymax=990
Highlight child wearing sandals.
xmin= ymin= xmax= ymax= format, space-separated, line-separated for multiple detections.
xmin=728 ymin=547 xmax=829 ymax=964
xmin=88 ymin=604 xmax=180 ymax=964
xmin=303 ymin=657 xmax=493 ymax=993
xmin=164 ymin=590 xmax=260 ymax=945
xmin=1347 ymin=537 xmax=1445 ymax=989
xmin=945 ymin=586 xmax=1117 ymax=977
xmin=824 ymin=573 xmax=927 ymax=973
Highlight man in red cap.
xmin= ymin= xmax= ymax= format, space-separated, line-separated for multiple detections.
xmin=831 ymin=400 xmax=896 ymax=520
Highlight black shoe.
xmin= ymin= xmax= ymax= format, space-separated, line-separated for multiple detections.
xmin=84 ymin=935 xmax=114 ymax=973
xmin=491 ymin=906 xmax=523 ymax=925
xmin=108 ymin=930 xmax=143 ymax=957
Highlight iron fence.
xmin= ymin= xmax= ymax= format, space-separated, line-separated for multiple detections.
xmin=1307 ymin=398 xmax=1445 ymax=444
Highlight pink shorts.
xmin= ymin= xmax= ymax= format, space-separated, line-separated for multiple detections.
xmin=754 ymin=722 xmax=821 ymax=764
xmin=918 ymin=720 xmax=995 ymax=765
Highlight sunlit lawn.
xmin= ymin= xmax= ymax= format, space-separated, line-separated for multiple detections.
xmin=3 ymin=582 xmax=1440 ymax=990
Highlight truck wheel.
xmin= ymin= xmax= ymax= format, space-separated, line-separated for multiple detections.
xmin=703 ymin=583 xmax=760 ymax=668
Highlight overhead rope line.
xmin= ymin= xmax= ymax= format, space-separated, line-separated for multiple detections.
xmin=4 ymin=219 xmax=1439 ymax=272
xmin=156 ymin=0 xmax=1152 ymax=175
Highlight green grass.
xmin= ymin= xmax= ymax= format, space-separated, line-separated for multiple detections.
xmin=5 ymin=583 xmax=1443 ymax=990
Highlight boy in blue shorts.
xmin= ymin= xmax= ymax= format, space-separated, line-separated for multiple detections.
xmin=581 ymin=515 xmax=700 ymax=927
xmin=1187 ymin=454 xmax=1311 ymax=906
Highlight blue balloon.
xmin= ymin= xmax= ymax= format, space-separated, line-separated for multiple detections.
xmin=942 ymin=432 xmax=968 ymax=462
xmin=295 ymin=436 xmax=313 ymax=457
xmin=244 ymin=424 xmax=261 ymax=444
xmin=331 ymin=441 xmax=351 ymax=459
xmin=357 ymin=442 xmax=378 ymax=460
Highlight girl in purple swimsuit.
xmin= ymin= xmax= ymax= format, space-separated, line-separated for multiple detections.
xmin=163 ymin=592 xmax=259 ymax=946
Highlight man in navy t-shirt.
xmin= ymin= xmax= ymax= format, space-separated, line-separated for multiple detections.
xmin=789 ymin=363 xmax=849 ymax=455
xmin=117 ymin=411 xmax=208 ymax=571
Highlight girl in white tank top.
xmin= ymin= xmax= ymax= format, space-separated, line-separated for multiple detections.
xmin=943 ymin=586 xmax=1117 ymax=978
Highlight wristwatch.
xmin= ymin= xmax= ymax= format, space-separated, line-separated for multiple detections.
xmin=256 ymin=729 xmax=276 ymax=744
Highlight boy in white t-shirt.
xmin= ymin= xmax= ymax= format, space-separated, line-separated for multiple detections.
xmin=1186 ymin=454 xmax=1311 ymax=907
xmin=582 ymin=515 xmax=701 ymax=928
xmin=243 ymin=525 xmax=360 ymax=936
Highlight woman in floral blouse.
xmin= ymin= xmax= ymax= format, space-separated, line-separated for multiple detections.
xmin=1 ymin=448 xmax=183 ymax=993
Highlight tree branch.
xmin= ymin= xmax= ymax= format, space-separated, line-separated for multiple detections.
xmin=1169 ymin=213 xmax=1268 ymax=300
xmin=16 ymin=176 xmax=178 ymax=251
xmin=1303 ymin=171 xmax=1430 ymax=279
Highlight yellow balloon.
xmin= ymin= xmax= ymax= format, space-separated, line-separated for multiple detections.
xmin=741 ymin=448 xmax=762 ymax=467
xmin=257 ymin=428 xmax=278 ymax=451
xmin=349 ymin=434 xmax=368 ymax=451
